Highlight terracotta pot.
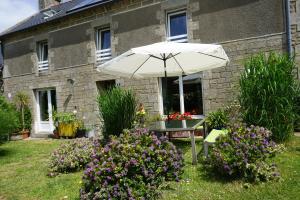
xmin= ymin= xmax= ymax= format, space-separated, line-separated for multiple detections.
xmin=21 ymin=130 xmax=30 ymax=139
xmin=53 ymin=129 xmax=60 ymax=139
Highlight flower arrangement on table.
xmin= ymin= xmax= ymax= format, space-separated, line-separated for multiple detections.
xmin=135 ymin=103 xmax=147 ymax=127
xmin=168 ymin=112 xmax=192 ymax=121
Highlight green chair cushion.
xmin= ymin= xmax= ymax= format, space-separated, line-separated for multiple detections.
xmin=204 ymin=129 xmax=228 ymax=143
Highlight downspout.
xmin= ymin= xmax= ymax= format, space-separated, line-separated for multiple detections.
xmin=285 ymin=0 xmax=292 ymax=57
xmin=0 ymin=40 xmax=3 ymax=72
xmin=285 ymin=0 xmax=298 ymax=79
xmin=0 ymin=40 xmax=4 ymax=93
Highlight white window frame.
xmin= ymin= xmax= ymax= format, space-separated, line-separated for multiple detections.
xmin=160 ymin=10 xmax=203 ymax=119
xmin=166 ymin=10 xmax=188 ymax=43
xmin=96 ymin=28 xmax=112 ymax=63
xmin=37 ymin=41 xmax=49 ymax=72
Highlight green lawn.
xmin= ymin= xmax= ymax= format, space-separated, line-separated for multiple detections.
xmin=0 ymin=137 xmax=299 ymax=200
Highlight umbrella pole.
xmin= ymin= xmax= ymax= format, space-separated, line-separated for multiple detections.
xmin=163 ymin=55 xmax=170 ymax=122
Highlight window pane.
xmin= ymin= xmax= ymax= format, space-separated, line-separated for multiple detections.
xmin=50 ymin=90 xmax=57 ymax=112
xmin=162 ymin=77 xmax=180 ymax=115
xmin=169 ymin=12 xmax=187 ymax=37
xmin=182 ymin=74 xmax=203 ymax=115
xmin=43 ymin=43 xmax=48 ymax=61
xmin=101 ymin=30 xmax=111 ymax=49
xmin=39 ymin=91 xmax=49 ymax=121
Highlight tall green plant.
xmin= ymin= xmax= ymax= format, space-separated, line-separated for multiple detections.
xmin=0 ymin=95 xmax=19 ymax=138
xmin=97 ymin=87 xmax=137 ymax=138
xmin=239 ymin=53 xmax=299 ymax=142
xmin=13 ymin=91 xmax=30 ymax=131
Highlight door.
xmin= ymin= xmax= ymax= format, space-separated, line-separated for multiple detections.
xmin=36 ymin=89 xmax=57 ymax=132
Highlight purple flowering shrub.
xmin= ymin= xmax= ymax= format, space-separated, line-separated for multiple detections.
xmin=205 ymin=125 xmax=285 ymax=182
xmin=48 ymin=138 xmax=100 ymax=175
xmin=80 ymin=129 xmax=184 ymax=200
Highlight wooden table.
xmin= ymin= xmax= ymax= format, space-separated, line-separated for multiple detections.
xmin=149 ymin=119 xmax=206 ymax=165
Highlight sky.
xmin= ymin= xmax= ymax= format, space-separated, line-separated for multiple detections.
xmin=0 ymin=0 xmax=38 ymax=33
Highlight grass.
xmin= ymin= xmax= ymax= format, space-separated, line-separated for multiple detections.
xmin=0 ymin=140 xmax=82 ymax=200
xmin=162 ymin=137 xmax=300 ymax=200
xmin=0 ymin=137 xmax=299 ymax=200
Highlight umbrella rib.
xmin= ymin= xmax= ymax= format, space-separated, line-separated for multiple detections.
xmin=150 ymin=55 xmax=164 ymax=60
xmin=166 ymin=53 xmax=180 ymax=60
xmin=171 ymin=53 xmax=185 ymax=75
xmin=126 ymin=53 xmax=135 ymax=57
xmin=130 ymin=56 xmax=152 ymax=78
xmin=197 ymin=52 xmax=227 ymax=61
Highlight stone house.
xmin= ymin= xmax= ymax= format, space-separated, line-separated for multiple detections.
xmin=0 ymin=0 xmax=298 ymax=136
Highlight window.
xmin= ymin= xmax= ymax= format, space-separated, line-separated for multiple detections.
xmin=162 ymin=10 xmax=203 ymax=117
xmin=167 ymin=10 xmax=187 ymax=42
xmin=43 ymin=9 xmax=59 ymax=19
xmin=37 ymin=41 xmax=49 ymax=72
xmin=96 ymin=80 xmax=115 ymax=94
xmin=96 ymin=28 xmax=112 ymax=63
xmin=161 ymin=74 xmax=203 ymax=116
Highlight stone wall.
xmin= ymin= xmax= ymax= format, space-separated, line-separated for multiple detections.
xmin=202 ymin=33 xmax=286 ymax=113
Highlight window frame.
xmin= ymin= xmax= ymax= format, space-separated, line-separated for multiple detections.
xmin=161 ymin=9 xmax=204 ymax=119
xmin=166 ymin=9 xmax=188 ymax=42
xmin=95 ymin=28 xmax=112 ymax=63
xmin=96 ymin=28 xmax=111 ymax=51
xmin=37 ymin=40 xmax=49 ymax=72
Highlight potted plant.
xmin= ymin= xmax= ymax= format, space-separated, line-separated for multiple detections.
xmin=53 ymin=111 xmax=79 ymax=138
xmin=76 ymin=120 xmax=87 ymax=138
xmin=205 ymin=109 xmax=229 ymax=131
xmin=14 ymin=91 xmax=30 ymax=139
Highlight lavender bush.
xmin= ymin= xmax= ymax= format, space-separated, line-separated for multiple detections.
xmin=48 ymin=138 xmax=101 ymax=176
xmin=204 ymin=124 xmax=285 ymax=183
xmin=80 ymin=129 xmax=184 ymax=200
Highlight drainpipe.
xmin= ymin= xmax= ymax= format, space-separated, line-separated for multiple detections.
xmin=285 ymin=0 xmax=298 ymax=79
xmin=0 ymin=40 xmax=3 ymax=72
xmin=285 ymin=0 xmax=292 ymax=56
xmin=0 ymin=40 xmax=3 ymax=93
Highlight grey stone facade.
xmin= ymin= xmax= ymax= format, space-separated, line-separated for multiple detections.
xmin=0 ymin=0 xmax=294 ymax=135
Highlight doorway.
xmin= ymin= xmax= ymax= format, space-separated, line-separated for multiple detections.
xmin=36 ymin=89 xmax=57 ymax=133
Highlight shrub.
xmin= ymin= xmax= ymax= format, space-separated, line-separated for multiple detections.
xmin=48 ymin=138 xmax=100 ymax=175
xmin=206 ymin=109 xmax=229 ymax=130
xmin=80 ymin=129 xmax=184 ymax=200
xmin=239 ymin=53 xmax=299 ymax=142
xmin=0 ymin=95 xmax=19 ymax=138
xmin=204 ymin=124 xmax=284 ymax=183
xmin=97 ymin=87 xmax=137 ymax=138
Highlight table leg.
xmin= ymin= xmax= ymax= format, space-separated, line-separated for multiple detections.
xmin=190 ymin=131 xmax=197 ymax=165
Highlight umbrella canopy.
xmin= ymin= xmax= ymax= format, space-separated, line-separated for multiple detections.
xmin=97 ymin=42 xmax=229 ymax=78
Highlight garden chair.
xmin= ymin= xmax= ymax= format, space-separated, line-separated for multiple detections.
xmin=203 ymin=129 xmax=228 ymax=157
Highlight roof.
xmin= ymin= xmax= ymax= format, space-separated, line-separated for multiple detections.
xmin=0 ymin=0 xmax=114 ymax=38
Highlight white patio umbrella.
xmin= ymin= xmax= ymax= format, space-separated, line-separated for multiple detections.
xmin=97 ymin=42 xmax=229 ymax=118
xmin=97 ymin=42 xmax=229 ymax=79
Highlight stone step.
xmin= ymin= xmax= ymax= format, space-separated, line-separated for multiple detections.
xmin=30 ymin=132 xmax=52 ymax=138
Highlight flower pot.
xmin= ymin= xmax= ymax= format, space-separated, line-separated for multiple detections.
xmin=86 ymin=129 xmax=95 ymax=138
xmin=58 ymin=123 xmax=77 ymax=138
xmin=20 ymin=130 xmax=30 ymax=139
xmin=76 ymin=129 xmax=86 ymax=138
xmin=53 ymin=129 xmax=60 ymax=139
